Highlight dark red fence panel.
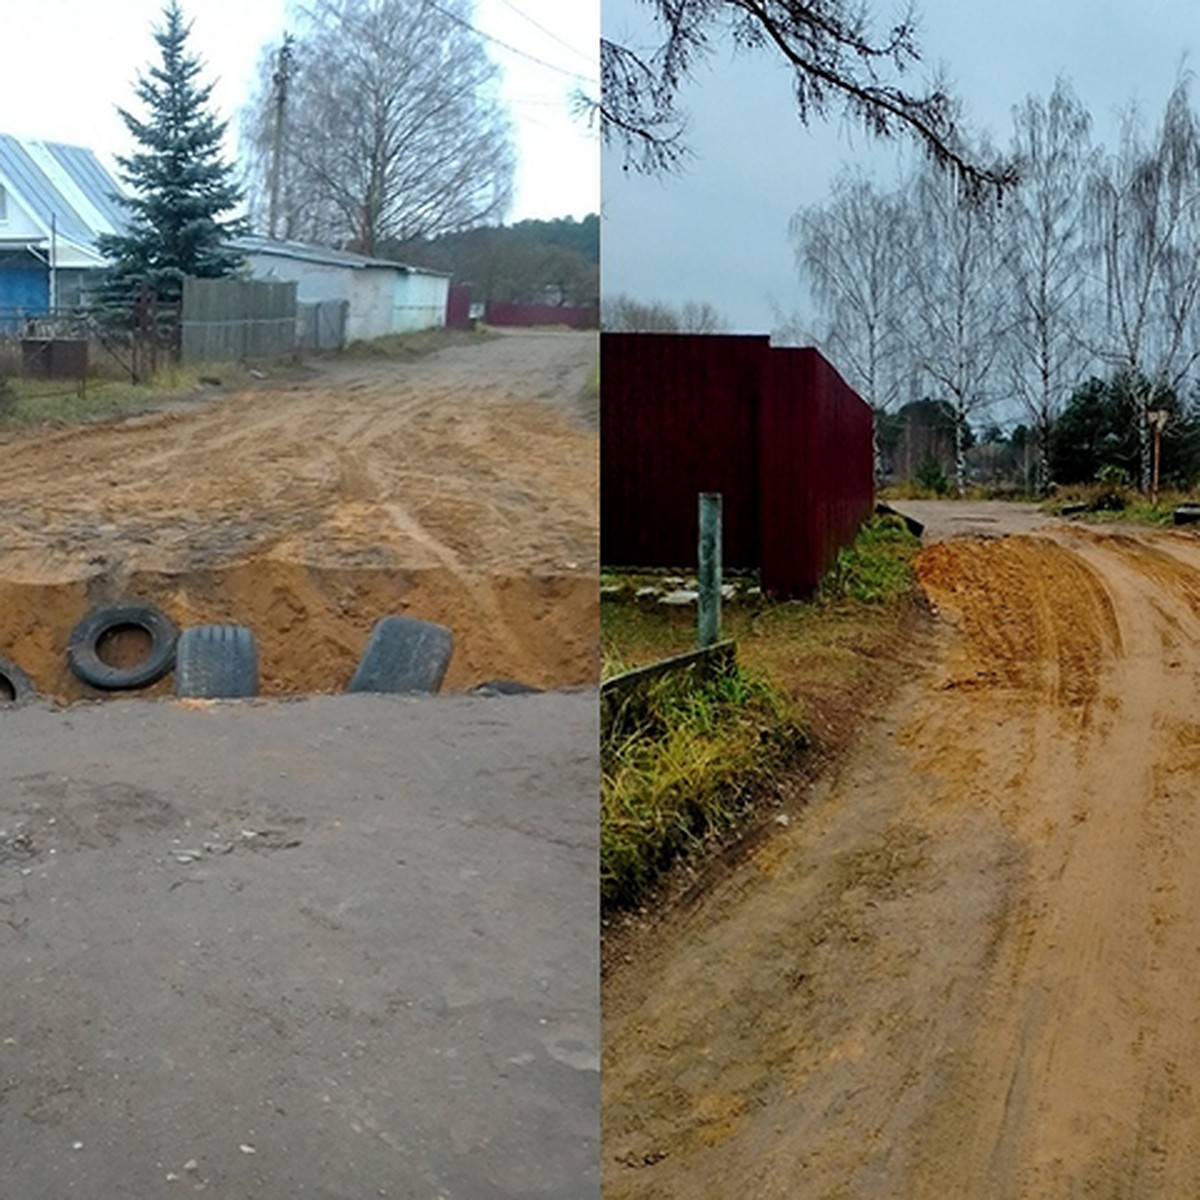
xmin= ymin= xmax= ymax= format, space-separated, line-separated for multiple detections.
xmin=485 ymin=302 xmax=598 ymax=329
xmin=445 ymin=284 xmax=472 ymax=331
xmin=602 ymin=332 xmax=875 ymax=597
xmin=759 ymin=349 xmax=874 ymax=596
xmin=602 ymin=333 xmax=768 ymax=570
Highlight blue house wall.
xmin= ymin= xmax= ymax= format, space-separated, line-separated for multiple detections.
xmin=0 ymin=254 xmax=49 ymax=327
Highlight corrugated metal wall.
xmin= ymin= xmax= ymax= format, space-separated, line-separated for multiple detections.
xmin=393 ymin=272 xmax=449 ymax=333
xmin=602 ymin=333 xmax=874 ymax=598
xmin=445 ymin=284 xmax=472 ymax=331
xmin=485 ymin=302 xmax=598 ymax=329
xmin=602 ymin=333 xmax=767 ymax=570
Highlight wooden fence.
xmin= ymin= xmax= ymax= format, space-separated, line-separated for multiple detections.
xmin=601 ymin=333 xmax=875 ymax=599
xmin=180 ymin=277 xmax=297 ymax=362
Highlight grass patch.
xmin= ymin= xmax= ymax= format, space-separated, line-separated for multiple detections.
xmin=601 ymin=660 xmax=801 ymax=906
xmin=0 ymin=360 xmax=293 ymax=427
xmin=819 ymin=514 xmax=919 ymax=603
xmin=601 ymin=516 xmax=923 ymax=909
xmin=0 ymin=371 xmax=192 ymax=426
xmin=1042 ymin=482 xmax=1187 ymax=527
xmin=580 ymin=359 xmax=599 ymax=402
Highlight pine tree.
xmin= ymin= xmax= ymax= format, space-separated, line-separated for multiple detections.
xmin=97 ymin=2 xmax=246 ymax=310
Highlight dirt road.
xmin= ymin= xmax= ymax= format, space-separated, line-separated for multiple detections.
xmin=603 ymin=513 xmax=1200 ymax=1198
xmin=0 ymin=329 xmax=597 ymax=700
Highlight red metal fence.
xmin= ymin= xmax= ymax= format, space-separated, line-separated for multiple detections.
xmin=485 ymin=302 xmax=598 ymax=329
xmin=601 ymin=332 xmax=874 ymax=598
xmin=445 ymin=284 xmax=472 ymax=331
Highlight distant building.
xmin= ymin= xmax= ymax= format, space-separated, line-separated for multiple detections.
xmin=0 ymin=135 xmax=126 ymax=317
xmin=232 ymin=236 xmax=450 ymax=342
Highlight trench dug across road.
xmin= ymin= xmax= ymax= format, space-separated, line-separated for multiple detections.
xmin=603 ymin=504 xmax=1200 ymax=1199
xmin=0 ymin=329 xmax=598 ymax=702
xmin=0 ymin=330 xmax=601 ymax=1196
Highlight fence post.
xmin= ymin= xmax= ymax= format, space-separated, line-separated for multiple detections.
xmin=698 ymin=492 xmax=722 ymax=648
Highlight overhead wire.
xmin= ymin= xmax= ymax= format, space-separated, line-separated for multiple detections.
xmin=422 ymin=0 xmax=597 ymax=84
xmin=490 ymin=0 xmax=595 ymax=68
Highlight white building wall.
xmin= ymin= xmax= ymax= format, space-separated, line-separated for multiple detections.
xmin=0 ymin=180 xmax=50 ymax=239
xmin=242 ymin=249 xmax=448 ymax=341
xmin=244 ymin=253 xmax=352 ymax=306
xmin=348 ymin=269 xmax=397 ymax=341
xmin=394 ymin=271 xmax=449 ymax=332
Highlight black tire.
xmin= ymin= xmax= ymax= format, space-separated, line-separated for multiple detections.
xmin=174 ymin=624 xmax=259 ymax=699
xmin=67 ymin=603 xmax=178 ymax=691
xmin=471 ymin=678 xmax=543 ymax=697
xmin=348 ymin=616 xmax=454 ymax=695
xmin=0 ymin=656 xmax=36 ymax=706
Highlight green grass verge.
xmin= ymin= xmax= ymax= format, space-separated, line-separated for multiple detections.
xmin=600 ymin=515 xmax=921 ymax=909
xmin=819 ymin=514 xmax=922 ymax=603
xmin=0 ymin=369 xmax=204 ymax=426
xmin=601 ymin=660 xmax=802 ymax=907
xmin=1041 ymin=483 xmax=1185 ymax=527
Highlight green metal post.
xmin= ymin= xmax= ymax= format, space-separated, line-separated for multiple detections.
xmin=698 ymin=492 xmax=722 ymax=647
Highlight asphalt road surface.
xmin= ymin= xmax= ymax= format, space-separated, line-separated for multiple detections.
xmin=0 ymin=690 xmax=598 ymax=1199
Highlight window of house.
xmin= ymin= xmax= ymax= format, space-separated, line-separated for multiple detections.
xmin=0 ymin=185 xmax=6 ymax=223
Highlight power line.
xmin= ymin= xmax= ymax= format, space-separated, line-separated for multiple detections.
xmin=491 ymin=0 xmax=595 ymax=68
xmin=423 ymin=0 xmax=597 ymax=84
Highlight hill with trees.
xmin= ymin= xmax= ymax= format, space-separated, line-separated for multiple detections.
xmin=389 ymin=214 xmax=598 ymax=308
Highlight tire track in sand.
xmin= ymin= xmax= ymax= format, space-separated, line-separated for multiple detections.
xmin=603 ymin=526 xmax=1200 ymax=1200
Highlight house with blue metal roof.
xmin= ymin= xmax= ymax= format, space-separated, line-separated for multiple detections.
xmin=0 ymin=134 xmax=127 ymax=318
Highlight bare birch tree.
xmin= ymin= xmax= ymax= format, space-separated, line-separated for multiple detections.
xmin=242 ymin=0 xmax=514 ymax=253
xmin=1088 ymin=80 xmax=1200 ymax=490
xmin=602 ymin=294 xmax=730 ymax=332
xmin=600 ymin=0 xmax=1013 ymax=193
xmin=902 ymin=158 xmax=1006 ymax=491
xmin=791 ymin=170 xmax=907 ymax=476
xmin=1000 ymin=80 xmax=1098 ymax=493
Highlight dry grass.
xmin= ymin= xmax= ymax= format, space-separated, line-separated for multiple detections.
xmin=600 ymin=516 xmax=923 ymax=909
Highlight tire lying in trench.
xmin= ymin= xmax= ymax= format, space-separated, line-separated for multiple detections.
xmin=174 ymin=624 xmax=259 ymax=699
xmin=347 ymin=616 xmax=454 ymax=696
xmin=68 ymin=603 xmax=179 ymax=691
xmin=0 ymin=657 xmax=36 ymax=706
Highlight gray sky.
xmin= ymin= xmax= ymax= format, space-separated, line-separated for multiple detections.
xmin=0 ymin=0 xmax=596 ymax=223
xmin=601 ymin=0 xmax=1195 ymax=333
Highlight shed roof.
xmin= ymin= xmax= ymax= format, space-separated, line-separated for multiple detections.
xmin=232 ymin=235 xmax=450 ymax=277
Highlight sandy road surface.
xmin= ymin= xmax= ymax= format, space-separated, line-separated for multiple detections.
xmin=604 ymin=515 xmax=1200 ymax=1198
xmin=0 ymin=329 xmax=597 ymax=700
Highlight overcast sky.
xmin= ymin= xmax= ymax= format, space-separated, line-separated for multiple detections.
xmin=601 ymin=0 xmax=1198 ymax=334
xmin=0 ymin=0 xmax=596 ymax=224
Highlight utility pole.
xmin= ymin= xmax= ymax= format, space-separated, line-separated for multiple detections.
xmin=267 ymin=33 xmax=294 ymax=241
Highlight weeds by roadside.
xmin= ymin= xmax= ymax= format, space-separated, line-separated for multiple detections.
xmin=1041 ymin=480 xmax=1182 ymax=526
xmin=601 ymin=515 xmax=923 ymax=911
xmin=601 ymin=660 xmax=801 ymax=907
xmin=820 ymin=514 xmax=919 ymax=603
xmin=0 ymin=329 xmax=499 ymax=429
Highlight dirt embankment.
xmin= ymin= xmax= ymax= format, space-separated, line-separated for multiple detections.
xmin=603 ymin=521 xmax=1200 ymax=1199
xmin=0 ymin=330 xmax=598 ymax=701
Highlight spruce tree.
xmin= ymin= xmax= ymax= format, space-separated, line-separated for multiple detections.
xmin=97 ymin=2 xmax=246 ymax=310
